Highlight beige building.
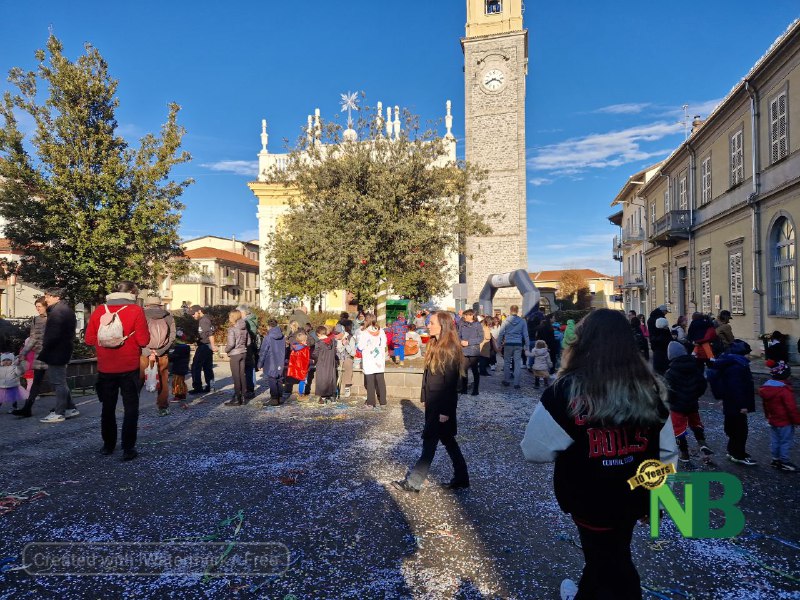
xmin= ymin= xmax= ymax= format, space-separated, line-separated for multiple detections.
xmin=610 ymin=19 xmax=800 ymax=356
xmin=168 ymin=236 xmax=260 ymax=309
xmin=530 ymin=269 xmax=623 ymax=312
xmin=463 ymin=0 xmax=528 ymax=309
xmin=608 ymin=164 xmax=662 ymax=316
xmin=0 ymin=238 xmax=44 ymax=319
xmin=248 ymin=103 xmax=459 ymax=313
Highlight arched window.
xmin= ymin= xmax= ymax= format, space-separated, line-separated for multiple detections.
xmin=772 ymin=216 xmax=797 ymax=316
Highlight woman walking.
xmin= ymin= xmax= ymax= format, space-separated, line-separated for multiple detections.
xmin=521 ymin=309 xmax=677 ymax=600
xmin=12 ymin=298 xmax=48 ymax=418
xmin=225 ymin=310 xmax=249 ymax=406
xmin=393 ymin=311 xmax=469 ymax=493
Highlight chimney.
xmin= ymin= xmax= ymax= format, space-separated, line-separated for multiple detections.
xmin=691 ymin=115 xmax=704 ymax=134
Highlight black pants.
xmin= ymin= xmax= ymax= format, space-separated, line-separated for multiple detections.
xmin=191 ymin=343 xmax=214 ymax=391
xmin=97 ymin=370 xmax=141 ymax=452
xmin=460 ymin=356 xmax=480 ymax=393
xmin=20 ymin=368 xmax=47 ymax=411
xmin=283 ymin=377 xmax=300 ymax=398
xmin=229 ymin=354 xmax=246 ymax=397
xmin=364 ymin=373 xmax=387 ymax=406
xmin=575 ymin=520 xmax=641 ymax=599
xmin=478 ymin=356 xmax=490 ymax=375
xmin=267 ymin=375 xmax=282 ymax=399
xmin=724 ymin=412 xmax=749 ymax=459
xmin=408 ymin=430 xmax=469 ymax=489
xmin=244 ymin=352 xmax=255 ymax=395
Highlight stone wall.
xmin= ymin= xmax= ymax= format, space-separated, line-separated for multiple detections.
xmin=311 ymin=367 xmax=423 ymax=400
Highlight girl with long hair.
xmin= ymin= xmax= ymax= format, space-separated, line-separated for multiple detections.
xmin=393 ymin=311 xmax=469 ymax=492
xmin=521 ymin=309 xmax=677 ymax=600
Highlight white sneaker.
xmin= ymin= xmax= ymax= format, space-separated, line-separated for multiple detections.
xmin=560 ymin=578 xmax=578 ymax=600
xmin=64 ymin=408 xmax=80 ymax=419
xmin=40 ymin=412 xmax=65 ymax=423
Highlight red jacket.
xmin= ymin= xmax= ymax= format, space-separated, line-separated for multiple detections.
xmin=759 ymin=380 xmax=800 ymax=427
xmin=287 ymin=343 xmax=310 ymax=381
xmin=85 ymin=300 xmax=150 ymax=373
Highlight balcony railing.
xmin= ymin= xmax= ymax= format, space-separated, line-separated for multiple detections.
xmin=612 ymin=236 xmax=623 ymax=261
xmin=220 ymin=275 xmax=239 ymax=287
xmin=621 ymin=226 xmax=645 ymax=245
xmin=650 ymin=210 xmax=691 ymax=246
xmin=622 ymin=271 xmax=645 ymax=288
xmin=175 ymin=274 xmax=215 ymax=285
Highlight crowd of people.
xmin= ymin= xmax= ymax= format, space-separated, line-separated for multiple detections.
xmin=3 ymin=286 xmax=798 ymax=599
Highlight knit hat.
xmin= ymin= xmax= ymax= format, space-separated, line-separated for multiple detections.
xmin=770 ymin=360 xmax=791 ymax=380
xmin=658 ymin=304 xmax=669 ymax=313
xmin=656 ymin=317 xmax=669 ymax=329
xmin=667 ymin=341 xmax=687 ymax=361
xmin=0 ymin=353 xmax=14 ymax=363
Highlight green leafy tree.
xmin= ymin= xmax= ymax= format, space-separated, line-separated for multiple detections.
xmin=0 ymin=35 xmax=191 ymax=304
xmin=264 ymin=103 xmax=490 ymax=309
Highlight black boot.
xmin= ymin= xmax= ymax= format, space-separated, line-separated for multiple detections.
xmin=470 ymin=384 xmax=479 ymax=396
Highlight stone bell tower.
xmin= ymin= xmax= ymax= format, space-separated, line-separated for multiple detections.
xmin=462 ymin=0 xmax=528 ymax=309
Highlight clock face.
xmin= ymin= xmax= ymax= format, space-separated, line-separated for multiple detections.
xmin=482 ymin=68 xmax=505 ymax=91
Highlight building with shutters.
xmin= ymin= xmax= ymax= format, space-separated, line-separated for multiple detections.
xmin=609 ymin=19 xmax=800 ymax=357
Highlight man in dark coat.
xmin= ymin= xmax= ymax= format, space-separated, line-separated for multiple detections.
xmin=38 ymin=287 xmax=79 ymax=423
xmin=287 ymin=306 xmax=310 ymax=332
xmin=647 ymin=304 xmax=669 ymax=339
xmin=535 ymin=317 xmax=558 ymax=374
xmin=258 ymin=319 xmax=286 ymax=406
xmin=189 ymin=305 xmax=216 ymax=394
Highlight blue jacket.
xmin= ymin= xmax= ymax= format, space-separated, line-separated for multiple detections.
xmin=498 ymin=315 xmax=530 ymax=347
xmin=706 ymin=353 xmax=755 ymax=416
xmin=258 ymin=326 xmax=286 ymax=378
xmin=458 ymin=320 xmax=483 ymax=357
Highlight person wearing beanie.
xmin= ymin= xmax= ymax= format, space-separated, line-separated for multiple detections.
xmin=664 ymin=341 xmax=712 ymax=464
xmin=650 ymin=316 xmax=672 ymax=375
xmin=758 ymin=361 xmax=800 ymax=472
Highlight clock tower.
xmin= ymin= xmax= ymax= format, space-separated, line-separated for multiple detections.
xmin=462 ymin=0 xmax=528 ymax=308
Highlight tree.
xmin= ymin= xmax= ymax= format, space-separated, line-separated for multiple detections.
xmin=557 ymin=270 xmax=592 ymax=310
xmin=0 ymin=35 xmax=191 ymax=305
xmin=264 ymin=102 xmax=490 ymax=309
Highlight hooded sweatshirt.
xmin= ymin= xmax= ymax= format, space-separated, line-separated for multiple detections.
xmin=357 ymin=327 xmax=387 ymax=375
xmin=258 ymin=326 xmax=286 ymax=378
xmin=664 ymin=354 xmax=707 ymax=414
xmin=561 ymin=320 xmax=577 ymax=349
xmin=759 ymin=379 xmax=800 ymax=427
xmin=706 ymin=353 xmax=755 ymax=415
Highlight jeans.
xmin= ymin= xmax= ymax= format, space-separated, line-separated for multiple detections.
xmin=407 ymin=430 xmax=468 ymax=490
xmin=47 ymin=364 xmax=75 ymax=416
xmin=771 ymin=425 xmax=794 ymax=461
xmin=97 ymin=370 xmax=141 ymax=451
xmin=724 ymin=412 xmax=749 ymax=459
xmin=393 ymin=345 xmax=405 ymax=362
xmin=20 ymin=369 xmax=47 ymax=412
xmin=139 ymin=354 xmax=170 ymax=409
xmin=191 ymin=343 xmax=214 ymax=391
xmin=503 ymin=345 xmax=524 ymax=386
xmin=574 ymin=519 xmax=642 ymax=599
xmin=364 ymin=373 xmax=387 ymax=406
xmin=229 ymin=353 xmax=246 ymax=397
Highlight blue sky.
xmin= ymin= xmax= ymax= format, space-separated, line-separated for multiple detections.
xmin=1 ymin=1 xmax=798 ymax=279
